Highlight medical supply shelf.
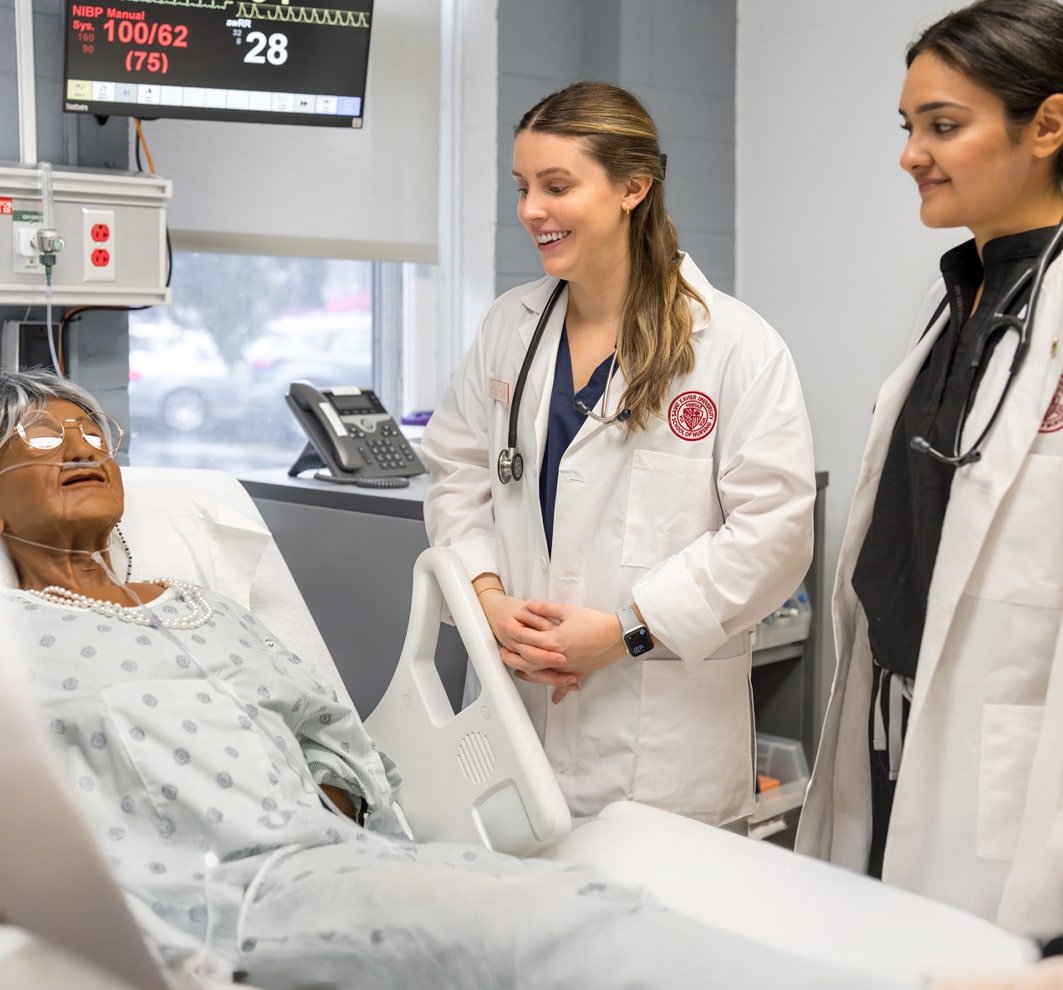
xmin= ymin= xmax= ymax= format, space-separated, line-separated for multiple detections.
xmin=747 ymin=471 xmax=828 ymax=845
xmin=752 ymin=642 xmax=804 ymax=667
xmin=240 ymin=468 xmax=829 ymax=802
xmin=750 ymin=472 xmax=827 ymax=764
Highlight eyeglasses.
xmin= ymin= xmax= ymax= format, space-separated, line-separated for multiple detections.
xmin=911 ymin=217 xmax=1063 ymax=467
xmin=13 ymin=411 xmax=125 ymax=457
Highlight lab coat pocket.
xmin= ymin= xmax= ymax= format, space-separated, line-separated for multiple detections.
xmin=967 ymin=454 xmax=1063 ymax=608
xmin=632 ymin=653 xmax=754 ymax=822
xmin=976 ymin=703 xmax=1043 ymax=862
xmin=622 ymin=450 xmax=718 ymax=568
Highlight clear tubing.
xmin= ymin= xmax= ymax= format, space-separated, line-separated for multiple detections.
xmin=39 ymin=161 xmax=54 ymax=230
xmin=45 ymin=279 xmax=60 ymax=376
xmin=37 ymin=163 xmax=61 ymax=376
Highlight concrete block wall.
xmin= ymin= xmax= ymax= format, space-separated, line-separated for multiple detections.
xmin=495 ymin=0 xmax=736 ymax=298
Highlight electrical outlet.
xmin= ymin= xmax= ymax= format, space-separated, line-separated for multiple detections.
xmin=11 ymin=220 xmax=41 ymax=275
xmin=82 ymin=207 xmax=116 ymax=282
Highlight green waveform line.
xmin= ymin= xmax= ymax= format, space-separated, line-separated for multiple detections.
xmin=113 ymin=0 xmax=370 ymax=20
xmin=234 ymin=3 xmax=369 ymax=26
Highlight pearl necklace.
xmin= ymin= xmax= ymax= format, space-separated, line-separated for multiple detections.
xmin=24 ymin=578 xmax=214 ymax=630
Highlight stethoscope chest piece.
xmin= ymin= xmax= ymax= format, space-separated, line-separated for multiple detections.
xmin=497 ymin=447 xmax=523 ymax=484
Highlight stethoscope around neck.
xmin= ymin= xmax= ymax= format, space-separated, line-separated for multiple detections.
xmin=909 ymin=213 xmax=1063 ymax=467
xmin=497 ymin=278 xmax=631 ymax=485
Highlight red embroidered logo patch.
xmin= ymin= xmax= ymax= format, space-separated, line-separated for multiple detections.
xmin=1040 ymin=374 xmax=1063 ymax=434
xmin=668 ymin=391 xmax=717 ymax=441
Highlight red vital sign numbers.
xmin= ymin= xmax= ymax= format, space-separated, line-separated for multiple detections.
xmin=103 ymin=19 xmax=188 ymax=47
xmin=70 ymin=5 xmax=189 ymax=76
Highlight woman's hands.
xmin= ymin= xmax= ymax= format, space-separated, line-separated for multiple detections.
xmin=478 ymin=589 xmax=572 ymax=681
xmin=473 ymin=575 xmax=627 ymax=704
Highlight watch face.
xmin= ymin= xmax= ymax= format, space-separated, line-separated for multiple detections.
xmin=625 ymin=627 xmax=653 ymax=657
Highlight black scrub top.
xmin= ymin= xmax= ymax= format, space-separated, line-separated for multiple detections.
xmin=852 ymin=226 xmax=1055 ymax=678
xmin=539 ymin=327 xmax=613 ymax=553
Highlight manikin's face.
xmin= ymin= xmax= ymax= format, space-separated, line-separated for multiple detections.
xmin=512 ymin=130 xmax=632 ymax=288
xmin=899 ymin=52 xmax=1052 ymax=245
xmin=0 ymin=398 xmax=124 ymax=553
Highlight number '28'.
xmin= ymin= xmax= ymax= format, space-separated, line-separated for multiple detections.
xmin=244 ymin=31 xmax=288 ymax=65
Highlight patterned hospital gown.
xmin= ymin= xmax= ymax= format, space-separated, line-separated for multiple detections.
xmin=5 ymin=583 xmax=902 ymax=990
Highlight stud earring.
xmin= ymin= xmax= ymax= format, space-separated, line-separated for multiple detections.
xmin=622 ymin=203 xmax=632 ymax=216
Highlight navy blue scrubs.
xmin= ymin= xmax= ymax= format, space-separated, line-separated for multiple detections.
xmin=539 ymin=327 xmax=614 ymax=553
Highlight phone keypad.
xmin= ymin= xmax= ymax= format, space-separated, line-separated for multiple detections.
xmin=358 ymin=437 xmax=418 ymax=472
xmin=346 ymin=418 xmax=420 ymax=474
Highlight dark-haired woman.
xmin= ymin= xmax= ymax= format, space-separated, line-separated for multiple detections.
xmin=798 ymin=0 xmax=1063 ymax=944
xmin=421 ymin=82 xmax=816 ymax=827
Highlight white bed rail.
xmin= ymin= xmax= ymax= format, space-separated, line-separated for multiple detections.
xmin=364 ymin=546 xmax=572 ymax=856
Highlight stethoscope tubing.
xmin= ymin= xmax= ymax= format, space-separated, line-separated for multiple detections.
xmin=507 ymin=278 xmax=567 ymax=451
xmin=911 ymin=213 xmax=1063 ymax=466
xmin=498 ymin=278 xmax=567 ymax=484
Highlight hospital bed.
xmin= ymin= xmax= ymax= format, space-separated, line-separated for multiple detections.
xmin=0 ymin=466 xmax=1042 ymax=989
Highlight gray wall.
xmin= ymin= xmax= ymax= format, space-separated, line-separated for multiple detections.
xmin=0 ymin=0 xmax=132 ymax=437
xmin=495 ymin=0 xmax=736 ymax=297
xmin=735 ymin=0 xmax=961 ymax=732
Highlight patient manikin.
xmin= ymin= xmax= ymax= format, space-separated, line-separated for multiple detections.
xmin=0 ymin=385 xmax=920 ymax=990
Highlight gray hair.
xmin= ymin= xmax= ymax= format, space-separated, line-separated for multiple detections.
xmin=0 ymin=368 xmax=106 ymax=447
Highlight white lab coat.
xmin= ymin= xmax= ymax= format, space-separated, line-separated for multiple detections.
xmin=797 ymin=252 xmax=1063 ymax=938
xmin=421 ymin=254 xmax=816 ymax=823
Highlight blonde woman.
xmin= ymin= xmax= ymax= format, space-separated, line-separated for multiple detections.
xmin=422 ymin=81 xmax=816 ymax=827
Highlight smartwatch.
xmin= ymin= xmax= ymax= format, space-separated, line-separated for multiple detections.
xmin=615 ymin=605 xmax=654 ymax=658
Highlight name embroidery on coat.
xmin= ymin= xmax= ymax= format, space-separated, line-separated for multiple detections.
xmin=668 ymin=391 xmax=717 ymax=441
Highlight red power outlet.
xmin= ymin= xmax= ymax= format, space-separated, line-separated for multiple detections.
xmin=83 ymin=207 xmax=116 ymax=282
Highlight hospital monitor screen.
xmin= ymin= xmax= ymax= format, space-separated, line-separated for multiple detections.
xmin=62 ymin=0 xmax=374 ymax=128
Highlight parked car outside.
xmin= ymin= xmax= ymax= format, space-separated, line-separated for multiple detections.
xmin=244 ymin=311 xmax=374 ymax=436
xmin=128 ymin=322 xmax=250 ymax=435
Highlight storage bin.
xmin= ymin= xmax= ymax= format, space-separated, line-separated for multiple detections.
xmin=750 ymin=733 xmax=810 ymax=841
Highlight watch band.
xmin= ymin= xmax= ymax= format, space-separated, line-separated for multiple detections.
xmin=615 ymin=605 xmax=653 ymax=658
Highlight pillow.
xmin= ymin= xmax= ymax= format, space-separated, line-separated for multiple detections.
xmin=115 ymin=482 xmax=271 ymax=608
xmin=118 ymin=467 xmax=349 ymax=702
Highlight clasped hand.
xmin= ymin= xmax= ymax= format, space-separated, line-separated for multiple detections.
xmin=478 ymin=593 xmax=625 ymax=704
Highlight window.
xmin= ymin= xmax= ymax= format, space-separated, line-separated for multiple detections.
xmin=128 ymin=251 xmax=381 ymax=475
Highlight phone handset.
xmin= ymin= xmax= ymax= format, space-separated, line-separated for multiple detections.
xmin=286 ymin=381 xmax=368 ymax=474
